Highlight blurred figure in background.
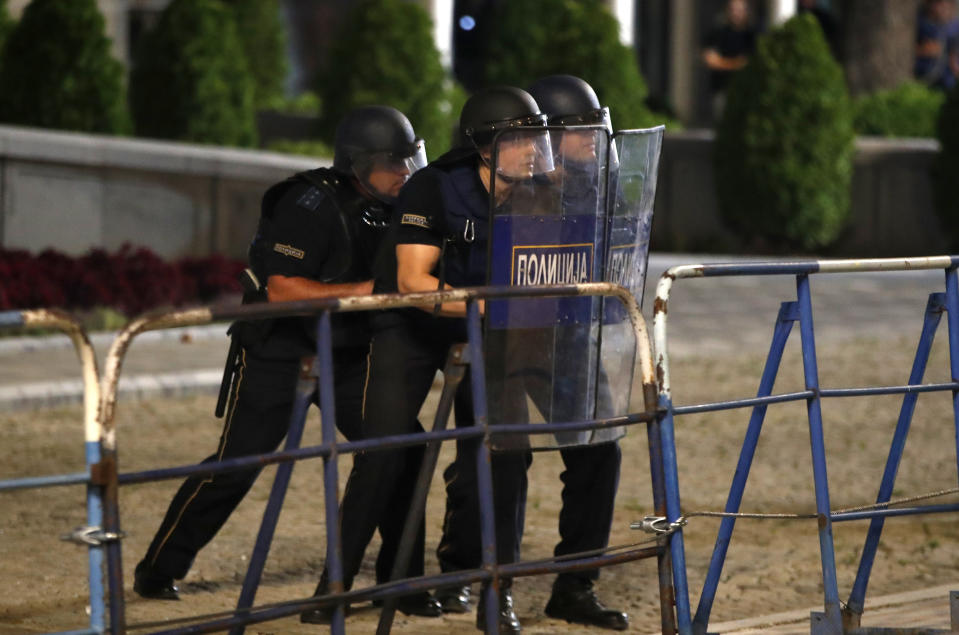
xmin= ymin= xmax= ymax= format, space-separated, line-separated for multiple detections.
xmin=915 ymin=0 xmax=959 ymax=91
xmin=702 ymin=0 xmax=758 ymax=121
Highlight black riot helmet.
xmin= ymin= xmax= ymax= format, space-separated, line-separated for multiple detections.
xmin=458 ymin=86 xmax=554 ymax=178
xmin=333 ymin=105 xmax=427 ymax=204
xmin=458 ymin=86 xmax=549 ymax=148
xmin=527 ymin=74 xmax=613 ymax=132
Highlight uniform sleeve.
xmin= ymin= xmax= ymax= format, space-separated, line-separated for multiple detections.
xmin=393 ymin=169 xmax=446 ymax=248
xmin=260 ymin=184 xmax=333 ymax=279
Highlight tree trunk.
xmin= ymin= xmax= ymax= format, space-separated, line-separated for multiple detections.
xmin=839 ymin=0 xmax=921 ymax=95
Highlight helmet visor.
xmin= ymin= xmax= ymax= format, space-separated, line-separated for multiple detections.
xmin=491 ymin=128 xmax=555 ymax=180
xmin=552 ymin=107 xmax=612 ymax=134
xmin=352 ymin=139 xmax=427 ymax=204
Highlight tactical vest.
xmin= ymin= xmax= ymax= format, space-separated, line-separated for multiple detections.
xmin=249 ymin=167 xmax=387 ymax=289
xmin=435 ymin=160 xmax=491 ymax=289
xmin=243 ymin=168 xmax=389 ymax=353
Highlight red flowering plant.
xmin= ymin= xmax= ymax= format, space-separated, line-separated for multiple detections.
xmin=0 ymin=245 xmax=244 ymax=323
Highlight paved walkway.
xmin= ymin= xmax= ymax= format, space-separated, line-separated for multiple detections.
xmin=0 ymin=253 xmax=949 ymax=410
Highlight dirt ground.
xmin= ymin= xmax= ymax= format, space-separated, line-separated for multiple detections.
xmin=2 ymin=334 xmax=959 ymax=634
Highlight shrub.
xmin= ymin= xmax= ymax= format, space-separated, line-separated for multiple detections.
xmin=130 ymin=0 xmax=256 ymax=147
xmin=0 ymin=0 xmax=129 ymax=134
xmin=0 ymin=245 xmax=245 ymax=316
xmin=853 ymin=81 xmax=945 ymax=138
xmin=267 ymin=138 xmax=334 ymax=158
xmin=484 ymin=0 xmax=661 ymax=129
xmin=221 ymin=0 xmax=289 ymax=110
xmin=714 ymin=13 xmax=854 ymax=250
xmin=0 ymin=0 xmax=13 ymax=56
xmin=316 ymin=0 xmax=465 ymax=157
xmin=933 ymin=85 xmax=959 ymax=244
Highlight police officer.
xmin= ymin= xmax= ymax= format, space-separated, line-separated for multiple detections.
xmin=133 ymin=106 xmax=436 ymax=614
xmin=316 ymin=86 xmax=551 ymax=634
xmin=526 ymin=74 xmax=629 ymax=631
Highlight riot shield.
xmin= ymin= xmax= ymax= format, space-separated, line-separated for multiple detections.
xmin=485 ymin=125 xmax=610 ymax=450
xmin=595 ymin=126 xmax=665 ymax=437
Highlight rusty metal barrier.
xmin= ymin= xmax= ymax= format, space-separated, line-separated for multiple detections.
xmin=0 ymin=309 xmax=105 ymax=635
xmin=652 ymin=256 xmax=959 ymax=635
xmin=91 ymin=282 xmax=671 ymax=634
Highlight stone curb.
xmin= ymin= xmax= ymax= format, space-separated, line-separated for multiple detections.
xmin=0 ymin=369 xmax=222 ymax=412
xmin=0 ymin=323 xmax=230 ymax=356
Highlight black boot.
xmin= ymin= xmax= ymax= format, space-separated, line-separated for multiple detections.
xmin=133 ymin=560 xmax=179 ymax=601
xmin=475 ymin=582 xmax=520 ymax=633
xmin=435 ymin=584 xmax=471 ymax=613
xmin=299 ymin=572 xmax=349 ymax=624
xmin=372 ymin=592 xmax=443 ymax=617
xmin=544 ymin=580 xmax=628 ymax=631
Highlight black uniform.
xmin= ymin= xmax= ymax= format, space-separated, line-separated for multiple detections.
xmin=136 ymin=168 xmax=417 ymax=587
xmin=333 ymin=150 xmax=531 ymax=592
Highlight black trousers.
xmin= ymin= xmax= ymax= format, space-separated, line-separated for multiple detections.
xmin=338 ymin=314 xmax=530 ymax=589
xmin=553 ymin=441 xmax=621 ymax=587
xmin=139 ymin=344 xmax=419 ymax=584
xmin=442 ymin=326 xmax=622 ymax=587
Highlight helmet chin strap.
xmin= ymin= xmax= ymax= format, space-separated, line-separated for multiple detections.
xmin=351 ymin=175 xmax=395 ymax=205
xmin=477 ymin=148 xmax=522 ymax=186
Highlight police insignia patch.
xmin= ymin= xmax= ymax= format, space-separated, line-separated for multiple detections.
xmin=296 ymin=187 xmax=322 ymax=211
xmin=401 ymin=213 xmax=430 ymax=228
xmin=273 ymin=243 xmax=305 ymax=259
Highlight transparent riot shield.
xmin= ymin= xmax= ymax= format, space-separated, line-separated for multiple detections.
xmin=485 ymin=125 xmax=610 ymax=450
xmin=596 ymin=126 xmax=664 ymax=437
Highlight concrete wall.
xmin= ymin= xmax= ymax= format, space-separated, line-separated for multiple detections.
xmin=0 ymin=125 xmax=947 ymax=260
xmin=651 ymin=130 xmax=949 ymax=257
xmin=0 ymin=125 xmax=322 ymax=260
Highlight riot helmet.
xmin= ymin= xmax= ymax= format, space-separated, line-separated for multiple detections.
xmin=333 ymin=105 xmax=427 ymax=204
xmin=458 ymin=86 xmax=554 ymax=179
xmin=527 ymin=74 xmax=612 ymax=132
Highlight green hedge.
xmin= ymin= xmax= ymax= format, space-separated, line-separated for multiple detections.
xmin=317 ymin=0 xmax=465 ymax=157
xmin=933 ymin=86 xmax=959 ymax=245
xmin=130 ymin=0 xmax=256 ymax=147
xmin=0 ymin=0 xmax=12 ymax=57
xmin=0 ymin=0 xmax=128 ymax=134
xmin=484 ymin=0 xmax=660 ymax=129
xmin=715 ymin=13 xmax=854 ymax=250
xmin=853 ymin=81 xmax=945 ymax=138
xmin=221 ymin=0 xmax=288 ymax=110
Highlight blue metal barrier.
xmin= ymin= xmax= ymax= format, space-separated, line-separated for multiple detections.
xmin=652 ymin=256 xmax=959 ymax=635
xmin=88 ymin=282 xmax=668 ymax=634
xmin=0 ymin=309 xmax=104 ymax=635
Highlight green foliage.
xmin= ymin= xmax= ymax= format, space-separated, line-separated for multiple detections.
xmin=0 ymin=0 xmax=13 ymax=57
xmin=714 ymin=14 xmax=854 ymax=250
xmin=0 ymin=0 xmax=128 ymax=134
xmin=853 ymin=82 xmax=945 ymax=138
xmin=130 ymin=0 xmax=256 ymax=147
xmin=267 ymin=138 xmax=334 ymax=158
xmin=484 ymin=0 xmax=660 ymax=130
xmin=933 ymin=85 xmax=959 ymax=244
xmin=317 ymin=0 xmax=465 ymax=157
xmin=262 ymin=90 xmax=322 ymax=116
xmin=221 ymin=0 xmax=288 ymax=109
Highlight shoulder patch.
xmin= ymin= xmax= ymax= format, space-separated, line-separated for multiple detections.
xmin=401 ymin=213 xmax=431 ymax=229
xmin=273 ymin=243 xmax=305 ymax=260
xmin=296 ymin=186 xmax=323 ymax=211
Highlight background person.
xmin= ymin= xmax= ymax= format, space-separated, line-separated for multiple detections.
xmin=702 ymin=0 xmax=758 ymax=121
xmin=915 ymin=0 xmax=959 ymax=90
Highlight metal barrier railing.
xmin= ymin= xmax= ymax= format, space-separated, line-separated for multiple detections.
xmin=652 ymin=256 xmax=959 ymax=635
xmin=91 ymin=282 xmax=669 ymax=634
xmin=0 ymin=308 xmax=104 ymax=635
